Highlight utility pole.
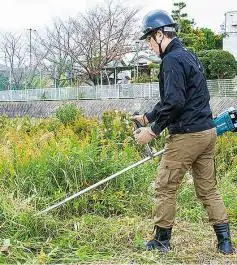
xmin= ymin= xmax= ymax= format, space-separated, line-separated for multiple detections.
xmin=9 ymin=67 xmax=12 ymax=90
xmin=27 ymin=28 xmax=36 ymax=89
xmin=135 ymin=41 xmax=140 ymax=80
xmin=27 ymin=28 xmax=36 ymax=70
xmin=5 ymin=53 xmax=12 ymax=90
xmin=28 ymin=28 xmax=32 ymax=70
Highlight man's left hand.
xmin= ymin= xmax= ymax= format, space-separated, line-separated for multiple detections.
xmin=133 ymin=127 xmax=156 ymax=145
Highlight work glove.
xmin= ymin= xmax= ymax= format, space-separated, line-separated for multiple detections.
xmin=133 ymin=127 xmax=156 ymax=145
xmin=131 ymin=114 xmax=149 ymax=127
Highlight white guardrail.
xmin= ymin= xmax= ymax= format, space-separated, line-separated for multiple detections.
xmin=0 ymin=79 xmax=236 ymax=101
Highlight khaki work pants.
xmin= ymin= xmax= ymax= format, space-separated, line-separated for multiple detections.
xmin=153 ymin=128 xmax=228 ymax=228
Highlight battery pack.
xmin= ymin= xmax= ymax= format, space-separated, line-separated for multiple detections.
xmin=214 ymin=109 xmax=237 ymax=136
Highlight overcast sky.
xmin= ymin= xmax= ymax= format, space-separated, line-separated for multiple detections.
xmin=0 ymin=0 xmax=236 ymax=33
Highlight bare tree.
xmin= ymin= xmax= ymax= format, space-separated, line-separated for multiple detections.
xmin=0 ymin=32 xmax=27 ymax=89
xmin=39 ymin=20 xmax=73 ymax=87
xmin=59 ymin=0 xmax=140 ymax=85
xmin=2 ymin=0 xmax=139 ymax=89
xmin=0 ymin=31 xmax=48 ymax=90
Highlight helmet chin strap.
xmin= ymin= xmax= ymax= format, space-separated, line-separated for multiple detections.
xmin=152 ymin=31 xmax=164 ymax=57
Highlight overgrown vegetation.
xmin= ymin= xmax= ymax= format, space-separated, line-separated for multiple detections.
xmin=0 ymin=106 xmax=236 ymax=263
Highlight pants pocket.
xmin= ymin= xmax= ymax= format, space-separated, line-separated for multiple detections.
xmin=156 ymin=159 xmax=184 ymax=192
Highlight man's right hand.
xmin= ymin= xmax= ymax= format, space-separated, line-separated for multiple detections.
xmin=131 ymin=114 xmax=149 ymax=127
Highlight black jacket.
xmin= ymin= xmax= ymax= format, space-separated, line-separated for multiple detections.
xmin=146 ymin=38 xmax=215 ymax=135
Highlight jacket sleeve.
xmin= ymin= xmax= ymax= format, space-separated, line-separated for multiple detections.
xmin=145 ymin=101 xmax=162 ymax=123
xmin=150 ymin=57 xmax=186 ymax=135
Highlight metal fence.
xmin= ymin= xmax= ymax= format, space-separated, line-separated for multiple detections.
xmin=207 ymin=79 xmax=237 ymax=97
xmin=0 ymin=79 xmax=236 ymax=101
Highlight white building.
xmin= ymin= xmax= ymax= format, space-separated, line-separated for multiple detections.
xmin=223 ymin=11 xmax=237 ymax=59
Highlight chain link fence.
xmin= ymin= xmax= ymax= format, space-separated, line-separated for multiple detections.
xmin=0 ymin=79 xmax=236 ymax=101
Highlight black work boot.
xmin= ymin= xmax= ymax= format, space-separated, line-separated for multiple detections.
xmin=213 ymin=223 xmax=234 ymax=254
xmin=146 ymin=226 xmax=172 ymax=252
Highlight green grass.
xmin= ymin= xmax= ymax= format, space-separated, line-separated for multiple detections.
xmin=1 ymin=215 xmax=236 ymax=264
xmin=0 ymin=109 xmax=236 ymax=264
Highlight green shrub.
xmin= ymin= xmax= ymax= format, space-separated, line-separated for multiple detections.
xmin=56 ymin=103 xmax=81 ymax=125
xmin=197 ymin=49 xmax=237 ymax=79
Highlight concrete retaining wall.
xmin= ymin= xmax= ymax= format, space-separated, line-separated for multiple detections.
xmin=0 ymin=97 xmax=236 ymax=118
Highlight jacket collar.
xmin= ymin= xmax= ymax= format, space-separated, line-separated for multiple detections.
xmin=161 ymin=37 xmax=183 ymax=59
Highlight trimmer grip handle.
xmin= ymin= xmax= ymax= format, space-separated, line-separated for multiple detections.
xmin=133 ymin=112 xmax=143 ymax=129
xmin=132 ymin=112 xmax=153 ymax=157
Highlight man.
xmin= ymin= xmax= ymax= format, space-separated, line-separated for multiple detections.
xmin=133 ymin=9 xmax=234 ymax=254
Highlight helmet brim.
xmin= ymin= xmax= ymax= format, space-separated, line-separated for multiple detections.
xmin=139 ymin=33 xmax=148 ymax=40
xmin=139 ymin=26 xmax=155 ymax=40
